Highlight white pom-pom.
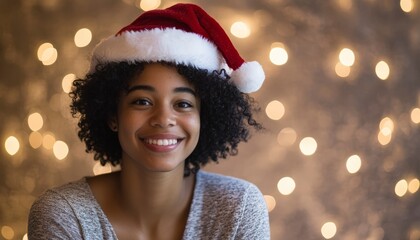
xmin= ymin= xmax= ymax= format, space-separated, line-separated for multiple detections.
xmin=230 ymin=61 xmax=265 ymax=93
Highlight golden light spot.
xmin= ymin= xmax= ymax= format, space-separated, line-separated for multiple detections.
xmin=1 ymin=225 xmax=15 ymax=240
xmin=263 ymin=195 xmax=276 ymax=212
xmin=277 ymin=127 xmax=297 ymax=147
xmin=299 ymin=137 xmax=317 ymax=156
xmin=74 ymin=28 xmax=92 ymax=48
xmin=29 ymin=131 xmax=43 ymax=149
xmin=28 ymin=112 xmax=44 ymax=131
xmin=266 ymin=100 xmax=285 ymax=120
xmin=37 ymin=42 xmax=53 ymax=60
xmin=53 ymin=140 xmax=69 ymax=160
xmin=230 ymin=21 xmax=251 ymax=39
xmin=408 ymin=178 xmax=419 ymax=194
xmin=277 ymin=177 xmax=296 ymax=195
xmin=42 ymin=132 xmax=56 ymax=150
xmin=400 ymin=0 xmax=414 ymax=12
xmin=62 ymin=73 xmax=76 ymax=93
xmin=378 ymin=131 xmax=392 ymax=145
xmin=269 ymin=42 xmax=288 ymax=65
xmin=22 ymin=233 xmax=28 ymax=240
xmin=395 ymin=179 xmax=408 ymax=197
xmin=379 ymin=117 xmax=394 ymax=136
xmin=375 ymin=60 xmax=390 ymax=80
xmin=346 ymin=154 xmax=362 ymax=174
xmin=410 ymin=108 xmax=420 ymax=124
xmin=335 ymin=62 xmax=351 ymax=78
xmin=139 ymin=0 xmax=161 ymax=11
xmin=37 ymin=42 xmax=58 ymax=65
xmin=321 ymin=222 xmax=337 ymax=239
xmin=5 ymin=136 xmax=20 ymax=156
xmin=93 ymin=161 xmax=113 ymax=176
xmin=339 ymin=48 xmax=355 ymax=67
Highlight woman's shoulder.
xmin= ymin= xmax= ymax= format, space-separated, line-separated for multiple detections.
xmin=197 ymin=171 xmax=261 ymax=193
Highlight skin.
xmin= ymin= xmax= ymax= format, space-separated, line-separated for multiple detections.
xmin=87 ymin=63 xmax=201 ymax=240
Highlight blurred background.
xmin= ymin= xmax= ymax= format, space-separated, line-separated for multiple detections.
xmin=1 ymin=0 xmax=420 ymax=239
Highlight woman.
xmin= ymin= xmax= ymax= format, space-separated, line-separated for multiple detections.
xmin=28 ymin=3 xmax=269 ymax=239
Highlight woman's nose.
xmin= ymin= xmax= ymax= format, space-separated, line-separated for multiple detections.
xmin=149 ymin=105 xmax=176 ymax=128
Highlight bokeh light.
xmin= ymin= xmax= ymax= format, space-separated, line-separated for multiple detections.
xmin=400 ymin=0 xmax=414 ymax=12
xmin=5 ymin=136 xmax=20 ymax=156
xmin=335 ymin=62 xmax=351 ymax=78
xmin=230 ymin=21 xmax=251 ymax=38
xmin=263 ymin=195 xmax=276 ymax=212
xmin=379 ymin=117 xmax=394 ymax=136
xmin=37 ymin=42 xmax=58 ymax=65
xmin=62 ymin=73 xmax=76 ymax=93
xmin=269 ymin=42 xmax=288 ymax=65
xmin=42 ymin=132 xmax=56 ymax=150
xmin=74 ymin=28 xmax=92 ymax=47
xmin=299 ymin=137 xmax=317 ymax=156
xmin=27 ymin=112 xmax=44 ymax=132
xmin=29 ymin=132 xmax=43 ymax=149
xmin=321 ymin=222 xmax=337 ymax=239
xmin=395 ymin=179 xmax=408 ymax=197
xmin=53 ymin=140 xmax=69 ymax=160
xmin=1 ymin=226 xmax=14 ymax=240
xmin=277 ymin=177 xmax=296 ymax=195
xmin=375 ymin=60 xmax=390 ymax=80
xmin=346 ymin=154 xmax=362 ymax=174
xmin=411 ymin=108 xmax=420 ymax=124
xmin=139 ymin=0 xmax=161 ymax=11
xmin=277 ymin=127 xmax=297 ymax=147
xmin=266 ymin=100 xmax=285 ymax=120
xmin=339 ymin=48 xmax=355 ymax=67
xmin=408 ymin=178 xmax=419 ymax=194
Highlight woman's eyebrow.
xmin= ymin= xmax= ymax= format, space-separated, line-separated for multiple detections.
xmin=126 ymin=85 xmax=154 ymax=94
xmin=174 ymin=87 xmax=196 ymax=96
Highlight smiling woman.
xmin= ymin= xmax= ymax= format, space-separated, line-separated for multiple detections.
xmin=27 ymin=3 xmax=269 ymax=240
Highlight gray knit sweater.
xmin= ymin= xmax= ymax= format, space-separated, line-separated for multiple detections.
xmin=28 ymin=171 xmax=270 ymax=239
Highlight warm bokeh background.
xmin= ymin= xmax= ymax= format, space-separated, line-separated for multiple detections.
xmin=1 ymin=0 xmax=420 ymax=239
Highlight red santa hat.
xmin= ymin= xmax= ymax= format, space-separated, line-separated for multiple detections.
xmin=90 ymin=3 xmax=265 ymax=93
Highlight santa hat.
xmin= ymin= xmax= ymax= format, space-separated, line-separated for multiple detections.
xmin=90 ymin=3 xmax=265 ymax=93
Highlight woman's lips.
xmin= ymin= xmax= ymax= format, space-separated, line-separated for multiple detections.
xmin=140 ymin=134 xmax=184 ymax=152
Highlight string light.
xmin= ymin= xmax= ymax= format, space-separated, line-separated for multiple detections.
xmin=74 ymin=28 xmax=92 ymax=47
xmin=408 ymin=178 xmax=419 ymax=194
xmin=269 ymin=42 xmax=288 ymax=65
xmin=27 ymin=112 xmax=44 ymax=132
xmin=410 ymin=108 xmax=420 ymax=124
xmin=277 ymin=177 xmax=296 ymax=195
xmin=139 ymin=0 xmax=161 ymax=11
xmin=230 ymin=21 xmax=251 ymax=38
xmin=62 ymin=74 xmax=76 ymax=93
xmin=321 ymin=222 xmax=337 ymax=239
xmin=53 ymin=140 xmax=69 ymax=160
xmin=375 ymin=61 xmax=390 ymax=80
xmin=263 ymin=195 xmax=276 ymax=212
xmin=395 ymin=179 xmax=408 ymax=197
xmin=400 ymin=0 xmax=414 ymax=12
xmin=37 ymin=42 xmax=58 ymax=65
xmin=346 ymin=155 xmax=362 ymax=174
xmin=4 ymin=136 xmax=20 ymax=156
xmin=266 ymin=100 xmax=285 ymax=120
xmin=335 ymin=62 xmax=351 ymax=78
xmin=339 ymin=48 xmax=355 ymax=67
xmin=277 ymin=127 xmax=297 ymax=147
xmin=299 ymin=137 xmax=317 ymax=156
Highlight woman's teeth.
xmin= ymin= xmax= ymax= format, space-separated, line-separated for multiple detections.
xmin=144 ymin=139 xmax=178 ymax=146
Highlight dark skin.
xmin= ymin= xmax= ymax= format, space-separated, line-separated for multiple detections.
xmin=86 ymin=63 xmax=200 ymax=240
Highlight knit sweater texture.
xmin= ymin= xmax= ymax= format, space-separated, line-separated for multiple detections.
xmin=28 ymin=171 xmax=270 ymax=239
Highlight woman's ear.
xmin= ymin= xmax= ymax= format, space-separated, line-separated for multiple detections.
xmin=108 ymin=117 xmax=118 ymax=132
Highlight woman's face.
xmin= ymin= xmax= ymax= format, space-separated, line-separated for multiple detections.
xmin=113 ymin=63 xmax=200 ymax=174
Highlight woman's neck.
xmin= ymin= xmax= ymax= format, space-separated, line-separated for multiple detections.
xmin=118 ymin=160 xmax=195 ymax=227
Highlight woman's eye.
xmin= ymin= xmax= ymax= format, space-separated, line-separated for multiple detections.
xmin=132 ymin=99 xmax=151 ymax=106
xmin=176 ymin=101 xmax=192 ymax=109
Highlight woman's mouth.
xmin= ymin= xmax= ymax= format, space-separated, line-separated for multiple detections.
xmin=143 ymin=138 xmax=179 ymax=146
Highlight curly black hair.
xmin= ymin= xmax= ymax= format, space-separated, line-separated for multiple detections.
xmin=70 ymin=61 xmax=262 ymax=176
